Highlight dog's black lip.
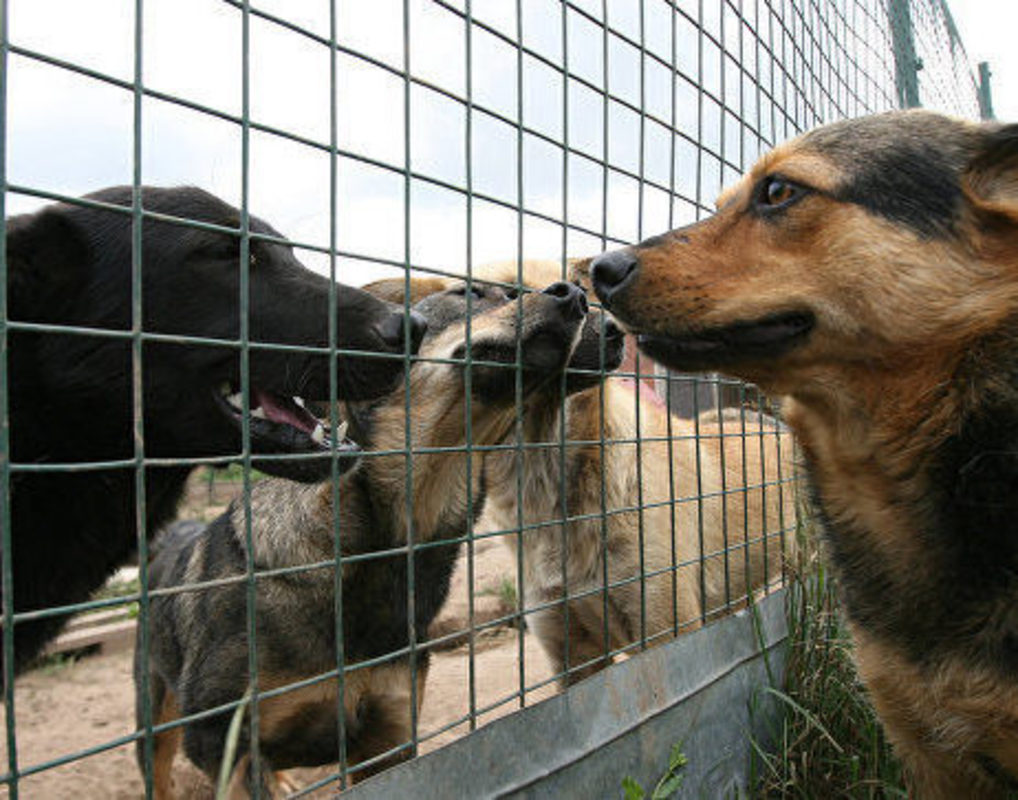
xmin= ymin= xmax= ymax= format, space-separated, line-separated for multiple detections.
xmin=568 ymin=340 xmax=625 ymax=373
xmin=636 ymin=310 xmax=815 ymax=371
xmin=211 ymin=388 xmax=361 ymax=479
xmin=466 ymin=325 xmax=576 ymax=369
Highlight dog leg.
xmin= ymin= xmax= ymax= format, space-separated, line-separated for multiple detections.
xmin=223 ymin=753 xmax=284 ymax=800
xmin=150 ymin=681 xmax=182 ymax=800
xmin=532 ymin=601 xmax=614 ymax=687
xmin=345 ymin=659 xmax=429 ymax=783
xmin=224 ymin=754 xmax=252 ymax=800
xmin=274 ymin=770 xmax=300 ymax=796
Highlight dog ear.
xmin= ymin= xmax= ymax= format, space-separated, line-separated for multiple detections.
xmin=6 ymin=207 xmax=88 ymax=321
xmin=965 ymin=124 xmax=1018 ymax=221
xmin=361 ymin=276 xmax=449 ymax=305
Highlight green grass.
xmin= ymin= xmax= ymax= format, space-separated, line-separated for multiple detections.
xmin=89 ymin=575 xmax=140 ymax=618
xmin=496 ymin=575 xmax=518 ymax=613
xmin=32 ymin=650 xmax=91 ymax=676
xmin=479 ymin=575 xmax=519 ymax=614
xmin=751 ymin=541 xmax=907 ymax=799
xmin=622 ymin=743 xmax=688 ymax=800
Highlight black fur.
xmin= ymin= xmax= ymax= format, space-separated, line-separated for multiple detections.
xmin=6 ymin=186 xmax=418 ymax=672
xmin=818 ymin=335 xmax=1018 ymax=673
xmin=565 ymin=309 xmax=625 ymax=392
xmin=803 ymin=112 xmax=977 ymax=239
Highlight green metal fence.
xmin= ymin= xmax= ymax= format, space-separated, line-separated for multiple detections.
xmin=0 ymin=0 xmax=986 ymax=797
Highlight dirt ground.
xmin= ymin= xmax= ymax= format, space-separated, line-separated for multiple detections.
xmin=1 ymin=534 xmax=556 ymax=799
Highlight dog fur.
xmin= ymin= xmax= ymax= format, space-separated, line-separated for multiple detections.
xmin=475 ymin=259 xmax=795 ymax=686
xmin=592 ymin=110 xmax=1018 ymax=797
xmin=5 ymin=186 xmax=422 ymax=673
xmin=136 ymin=276 xmax=588 ymax=796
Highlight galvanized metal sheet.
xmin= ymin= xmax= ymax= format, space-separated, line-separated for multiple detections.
xmin=344 ymin=590 xmax=788 ymax=799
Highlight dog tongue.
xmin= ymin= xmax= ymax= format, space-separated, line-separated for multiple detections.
xmin=253 ymin=389 xmax=318 ymax=434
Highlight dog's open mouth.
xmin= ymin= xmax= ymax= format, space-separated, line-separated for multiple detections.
xmin=214 ymin=384 xmax=359 ymax=481
xmin=637 ymin=310 xmax=815 ymax=371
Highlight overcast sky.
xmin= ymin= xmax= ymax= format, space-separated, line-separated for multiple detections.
xmin=4 ymin=0 xmax=1004 ymax=286
xmin=945 ymin=1 xmax=1017 ymax=121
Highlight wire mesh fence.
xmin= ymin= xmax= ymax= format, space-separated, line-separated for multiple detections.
xmin=0 ymin=0 xmax=986 ymax=796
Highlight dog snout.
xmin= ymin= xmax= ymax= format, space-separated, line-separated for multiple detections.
xmin=590 ymin=249 xmax=639 ymax=303
xmin=377 ymin=309 xmax=428 ymax=353
xmin=602 ymin=316 xmax=624 ymax=341
xmin=542 ymin=281 xmax=588 ymax=321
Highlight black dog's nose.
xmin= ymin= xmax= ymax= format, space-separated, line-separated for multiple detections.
xmin=543 ymin=281 xmax=588 ymax=321
xmin=378 ymin=309 xmax=428 ymax=353
xmin=590 ymin=249 xmax=638 ymax=302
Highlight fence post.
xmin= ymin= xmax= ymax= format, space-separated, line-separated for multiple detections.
xmin=978 ymin=62 xmax=995 ymax=120
xmin=888 ymin=0 xmax=921 ymax=108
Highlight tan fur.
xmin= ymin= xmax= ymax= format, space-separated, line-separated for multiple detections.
xmin=592 ymin=110 xmax=1018 ymax=797
xmin=474 ymin=260 xmax=796 ymax=685
xmin=852 ymin=628 xmax=1018 ymax=800
xmin=358 ymin=276 xmax=585 ymax=543
xmin=152 ymin=687 xmax=182 ymax=800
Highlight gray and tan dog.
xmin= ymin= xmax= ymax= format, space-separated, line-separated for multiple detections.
xmin=476 ymin=259 xmax=795 ymax=687
xmin=593 ymin=110 xmax=1018 ymax=798
xmin=136 ymin=276 xmax=588 ymax=797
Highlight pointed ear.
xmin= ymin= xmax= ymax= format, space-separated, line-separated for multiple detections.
xmin=6 ymin=207 xmax=88 ymax=321
xmin=361 ymin=276 xmax=450 ymax=306
xmin=965 ymin=124 xmax=1018 ymax=222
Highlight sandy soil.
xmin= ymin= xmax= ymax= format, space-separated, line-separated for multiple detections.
xmin=1 ymin=534 xmax=556 ymax=799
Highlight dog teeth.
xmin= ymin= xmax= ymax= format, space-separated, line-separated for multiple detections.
xmin=335 ymin=420 xmax=348 ymax=440
xmin=293 ymin=396 xmax=306 ymax=408
xmin=250 ymin=407 xmax=267 ymax=420
xmin=311 ymin=423 xmax=326 ymax=445
xmin=226 ymin=391 xmax=244 ymax=409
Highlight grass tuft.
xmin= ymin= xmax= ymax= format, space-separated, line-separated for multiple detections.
xmin=752 ymin=526 xmax=907 ymax=799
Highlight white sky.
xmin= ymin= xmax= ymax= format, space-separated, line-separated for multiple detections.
xmin=3 ymin=0 xmax=1005 ymax=286
xmin=944 ymin=0 xmax=1018 ymax=121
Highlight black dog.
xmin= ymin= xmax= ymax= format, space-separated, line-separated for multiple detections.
xmin=5 ymin=186 xmax=425 ymax=673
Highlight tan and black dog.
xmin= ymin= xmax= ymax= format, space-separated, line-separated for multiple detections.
xmin=476 ymin=259 xmax=795 ymax=686
xmin=135 ymin=276 xmax=588 ymax=797
xmin=592 ymin=109 xmax=1018 ymax=798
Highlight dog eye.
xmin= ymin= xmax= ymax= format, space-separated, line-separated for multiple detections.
xmin=452 ymin=285 xmax=485 ymax=299
xmin=756 ymin=177 xmax=807 ymax=211
xmin=504 ymin=287 xmax=520 ymax=300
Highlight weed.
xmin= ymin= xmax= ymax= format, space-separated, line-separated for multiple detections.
xmin=751 ymin=522 xmax=906 ymax=798
xmin=497 ymin=575 xmax=518 ymax=613
xmin=479 ymin=575 xmax=519 ymax=614
xmin=623 ymin=743 xmax=688 ymax=800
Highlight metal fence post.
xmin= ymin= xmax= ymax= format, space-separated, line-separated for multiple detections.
xmin=978 ymin=62 xmax=995 ymax=120
xmin=888 ymin=0 xmax=921 ymax=108
xmin=0 ymin=0 xmax=15 ymax=795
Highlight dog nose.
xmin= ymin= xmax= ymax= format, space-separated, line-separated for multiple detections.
xmin=602 ymin=316 xmax=624 ymax=341
xmin=590 ymin=249 xmax=638 ymax=302
xmin=378 ymin=309 xmax=428 ymax=353
xmin=543 ymin=281 xmax=588 ymax=321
